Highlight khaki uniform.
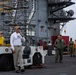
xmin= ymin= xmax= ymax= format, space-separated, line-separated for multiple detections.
xmin=69 ymin=41 xmax=74 ymax=57
xmin=74 ymin=43 xmax=76 ymax=54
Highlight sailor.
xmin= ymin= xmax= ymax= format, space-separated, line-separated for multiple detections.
xmin=54 ymin=35 xmax=66 ymax=63
xmin=69 ymin=38 xmax=74 ymax=57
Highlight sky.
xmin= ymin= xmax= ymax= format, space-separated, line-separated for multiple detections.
xmin=62 ymin=0 xmax=76 ymax=41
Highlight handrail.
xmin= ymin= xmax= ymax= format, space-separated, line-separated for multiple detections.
xmin=26 ymin=0 xmax=36 ymax=24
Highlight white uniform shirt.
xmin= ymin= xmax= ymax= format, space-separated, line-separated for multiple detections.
xmin=10 ymin=32 xmax=25 ymax=50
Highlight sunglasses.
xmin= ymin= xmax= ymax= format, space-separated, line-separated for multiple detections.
xmin=17 ymin=28 xmax=20 ymax=30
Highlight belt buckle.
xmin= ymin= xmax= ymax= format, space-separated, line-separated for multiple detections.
xmin=14 ymin=45 xmax=20 ymax=47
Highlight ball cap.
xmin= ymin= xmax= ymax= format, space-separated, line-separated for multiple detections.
xmin=15 ymin=26 xmax=20 ymax=29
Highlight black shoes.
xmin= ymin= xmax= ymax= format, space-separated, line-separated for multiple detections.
xmin=15 ymin=69 xmax=25 ymax=73
xmin=15 ymin=70 xmax=20 ymax=73
xmin=59 ymin=61 xmax=62 ymax=63
xmin=55 ymin=60 xmax=62 ymax=63
xmin=55 ymin=61 xmax=58 ymax=63
xmin=21 ymin=69 xmax=25 ymax=72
